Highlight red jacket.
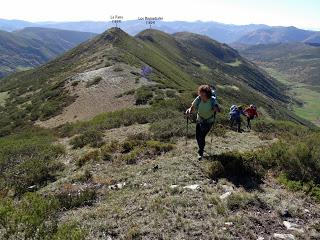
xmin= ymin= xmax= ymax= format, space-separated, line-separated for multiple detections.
xmin=244 ymin=107 xmax=258 ymax=118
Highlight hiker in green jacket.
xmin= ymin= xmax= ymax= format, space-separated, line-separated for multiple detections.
xmin=186 ymin=85 xmax=220 ymax=160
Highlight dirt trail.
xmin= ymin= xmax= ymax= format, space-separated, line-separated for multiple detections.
xmin=36 ymin=64 xmax=154 ymax=128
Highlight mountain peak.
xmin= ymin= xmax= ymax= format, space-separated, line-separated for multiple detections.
xmin=99 ymin=27 xmax=129 ymax=43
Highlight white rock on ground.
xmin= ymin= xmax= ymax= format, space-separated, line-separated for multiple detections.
xmin=283 ymin=221 xmax=304 ymax=233
xmin=220 ymin=191 xmax=232 ymax=200
xmin=183 ymin=184 xmax=200 ymax=190
xmin=108 ymin=182 xmax=126 ymax=190
xmin=224 ymin=222 xmax=233 ymax=226
xmin=273 ymin=233 xmax=295 ymax=240
xmin=170 ymin=185 xmax=179 ymax=189
xmin=221 ymin=184 xmax=234 ymax=192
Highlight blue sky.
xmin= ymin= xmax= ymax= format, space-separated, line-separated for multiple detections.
xmin=1 ymin=0 xmax=320 ymax=30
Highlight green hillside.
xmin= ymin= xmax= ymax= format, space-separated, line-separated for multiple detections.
xmin=0 ymin=27 xmax=319 ymax=239
xmin=239 ymin=42 xmax=320 ymax=85
xmin=239 ymin=42 xmax=320 ymax=125
xmin=0 ymin=27 xmax=312 ymax=136
xmin=0 ymin=27 xmax=96 ymax=77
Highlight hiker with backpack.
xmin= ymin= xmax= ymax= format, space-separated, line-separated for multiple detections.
xmin=185 ymin=85 xmax=220 ymax=160
xmin=229 ymin=105 xmax=246 ymax=133
xmin=244 ymin=104 xmax=258 ymax=130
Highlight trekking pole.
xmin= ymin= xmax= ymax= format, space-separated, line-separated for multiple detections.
xmin=186 ymin=114 xmax=189 ymax=145
xmin=209 ymin=111 xmax=216 ymax=155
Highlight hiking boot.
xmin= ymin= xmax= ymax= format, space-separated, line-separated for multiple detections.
xmin=198 ymin=154 xmax=203 ymax=161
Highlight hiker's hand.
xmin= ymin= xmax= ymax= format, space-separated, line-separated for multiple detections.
xmin=214 ymin=105 xmax=221 ymax=113
xmin=185 ymin=108 xmax=192 ymax=115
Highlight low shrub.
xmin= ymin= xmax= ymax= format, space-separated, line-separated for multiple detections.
xmin=0 ymin=193 xmax=59 ymax=239
xmin=116 ymin=89 xmax=135 ymax=98
xmin=86 ymin=76 xmax=102 ymax=87
xmin=55 ymin=188 xmax=96 ymax=210
xmin=226 ymin=192 xmax=260 ymax=211
xmin=277 ymin=174 xmax=320 ymax=202
xmin=253 ymin=120 xmax=310 ymax=139
xmin=76 ymin=150 xmax=100 ymax=167
xmin=74 ymin=170 xmax=92 ymax=183
xmin=121 ymin=139 xmax=141 ymax=153
xmin=212 ymin=123 xmax=227 ymax=137
xmin=127 ymin=132 xmax=152 ymax=141
xmin=208 ymin=151 xmax=265 ymax=182
xmin=39 ymin=101 xmax=60 ymax=119
xmin=150 ymin=116 xmax=195 ymax=140
xmin=113 ymin=67 xmax=124 ymax=72
xmin=208 ymin=195 xmax=226 ymax=215
xmin=101 ymin=140 xmax=119 ymax=153
xmin=165 ymin=89 xmax=176 ymax=98
xmin=135 ymin=86 xmax=153 ymax=105
xmin=207 ymin=161 xmax=224 ymax=179
xmin=56 ymin=94 xmax=195 ymax=137
xmin=145 ymin=140 xmax=175 ymax=154
xmin=259 ymin=133 xmax=320 ymax=183
xmin=71 ymin=81 xmax=79 ymax=87
xmin=70 ymin=130 xmax=104 ymax=149
xmin=121 ymin=148 xmax=144 ymax=164
xmin=53 ymin=222 xmax=87 ymax=240
xmin=0 ymin=130 xmax=65 ymax=195
xmin=5 ymin=157 xmax=64 ymax=196
xmin=101 ymin=151 xmax=113 ymax=161
xmin=104 ymin=61 xmax=112 ymax=67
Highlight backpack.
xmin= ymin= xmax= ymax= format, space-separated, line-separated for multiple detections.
xmin=194 ymin=95 xmax=217 ymax=110
xmin=230 ymin=105 xmax=238 ymax=113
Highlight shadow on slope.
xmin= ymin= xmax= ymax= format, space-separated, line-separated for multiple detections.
xmin=206 ymin=152 xmax=264 ymax=190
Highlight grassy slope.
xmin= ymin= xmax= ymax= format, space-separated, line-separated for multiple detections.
xmin=135 ymin=30 xmax=311 ymax=126
xmin=239 ymin=42 xmax=320 ymax=85
xmin=35 ymin=123 xmax=320 ymax=239
xmin=1 ymin=27 xmax=312 ymax=137
xmin=266 ymin=68 xmax=320 ymax=125
xmin=239 ymin=43 xmax=320 ymax=125
xmin=0 ymin=28 xmax=96 ymax=77
xmin=0 ymin=28 xmax=319 ymax=239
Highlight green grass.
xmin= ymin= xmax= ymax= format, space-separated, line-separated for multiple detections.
xmin=226 ymin=59 xmax=242 ymax=67
xmin=0 ymin=192 xmax=87 ymax=239
xmin=265 ymin=67 xmax=320 ymax=126
xmin=293 ymin=86 xmax=320 ymax=125
xmin=263 ymin=67 xmax=291 ymax=85
xmin=0 ymin=91 xmax=9 ymax=107
xmin=0 ymin=128 xmax=65 ymax=195
xmin=278 ymin=174 xmax=320 ymax=202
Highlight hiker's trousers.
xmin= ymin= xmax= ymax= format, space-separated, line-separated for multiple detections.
xmin=196 ymin=120 xmax=213 ymax=156
xmin=230 ymin=116 xmax=241 ymax=132
xmin=246 ymin=116 xmax=254 ymax=129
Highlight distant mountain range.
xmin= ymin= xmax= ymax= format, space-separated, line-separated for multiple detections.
xmin=1 ymin=18 xmax=320 ymax=45
xmin=0 ymin=27 xmax=96 ymax=77
xmin=236 ymin=26 xmax=320 ymax=45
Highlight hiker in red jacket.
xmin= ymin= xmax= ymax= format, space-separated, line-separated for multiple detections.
xmin=244 ymin=104 xmax=258 ymax=130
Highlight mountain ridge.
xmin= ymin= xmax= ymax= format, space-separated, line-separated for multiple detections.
xmin=0 ymin=27 xmax=313 ymax=133
xmin=0 ymin=19 xmax=314 ymax=42
xmin=0 ymin=27 xmax=96 ymax=77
